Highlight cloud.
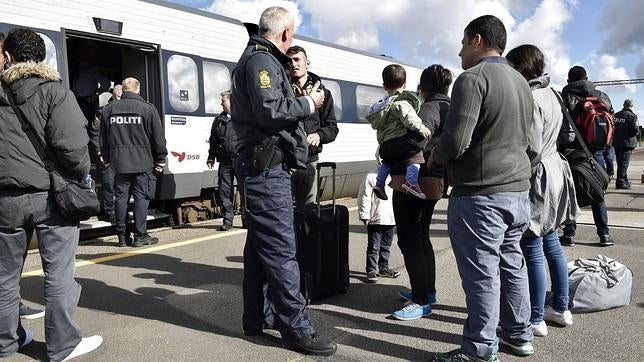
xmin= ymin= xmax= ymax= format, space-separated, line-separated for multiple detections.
xmin=637 ymin=50 xmax=644 ymax=78
xmin=202 ymin=0 xmax=575 ymax=84
xmin=598 ymin=0 xmax=644 ymax=54
xmin=589 ymin=54 xmax=637 ymax=93
xmin=204 ymin=0 xmax=302 ymax=28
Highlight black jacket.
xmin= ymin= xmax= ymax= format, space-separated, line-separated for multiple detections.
xmin=208 ymin=112 xmax=237 ymax=164
xmin=560 ymin=80 xmax=614 ymax=151
xmin=291 ymin=72 xmax=338 ymax=162
xmin=613 ymin=107 xmax=639 ymax=149
xmin=0 ymin=62 xmax=90 ymax=190
xmin=419 ymin=93 xmax=450 ymax=177
xmin=100 ymin=91 xmax=167 ymax=174
xmin=231 ymin=34 xmax=311 ymax=169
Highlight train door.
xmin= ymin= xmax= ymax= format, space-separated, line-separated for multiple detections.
xmin=64 ymin=31 xmax=162 ymax=113
xmin=63 ymin=31 xmax=170 ymax=229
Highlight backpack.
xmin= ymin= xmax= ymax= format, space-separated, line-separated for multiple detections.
xmin=574 ymin=96 xmax=614 ymax=150
xmin=568 ymin=255 xmax=633 ymax=313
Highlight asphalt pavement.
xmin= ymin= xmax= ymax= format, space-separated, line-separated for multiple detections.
xmin=11 ymin=151 xmax=644 ymax=361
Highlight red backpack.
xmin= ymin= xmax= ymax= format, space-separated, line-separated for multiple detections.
xmin=574 ymin=96 xmax=614 ymax=150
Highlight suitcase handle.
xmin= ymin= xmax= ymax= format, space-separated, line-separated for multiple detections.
xmin=316 ymin=162 xmax=336 ymax=216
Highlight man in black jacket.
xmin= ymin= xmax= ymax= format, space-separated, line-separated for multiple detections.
xmin=0 ymin=27 xmax=102 ymax=361
xmin=560 ymin=65 xmax=614 ymax=247
xmin=101 ymin=77 xmax=167 ymax=247
xmin=613 ymin=99 xmax=639 ymax=189
xmin=286 ymin=46 xmax=338 ymax=208
xmin=207 ymin=90 xmax=239 ymax=230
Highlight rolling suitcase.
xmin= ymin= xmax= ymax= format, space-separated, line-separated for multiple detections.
xmin=294 ymin=162 xmax=350 ymax=303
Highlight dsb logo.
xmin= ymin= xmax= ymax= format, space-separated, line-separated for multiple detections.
xmin=171 ymin=151 xmax=200 ymax=162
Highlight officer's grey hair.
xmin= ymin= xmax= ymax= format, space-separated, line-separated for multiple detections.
xmin=258 ymin=6 xmax=293 ymax=39
xmin=122 ymin=77 xmax=140 ymax=94
xmin=624 ymin=99 xmax=634 ymax=108
xmin=221 ymin=90 xmax=231 ymax=97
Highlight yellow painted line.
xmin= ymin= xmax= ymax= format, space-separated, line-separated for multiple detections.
xmin=21 ymin=229 xmax=248 ymax=278
xmin=21 ymin=204 xmax=360 ymax=278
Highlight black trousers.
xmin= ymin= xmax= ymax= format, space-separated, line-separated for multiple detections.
xmin=615 ymin=147 xmax=633 ymax=186
xmin=393 ymin=191 xmax=437 ymax=305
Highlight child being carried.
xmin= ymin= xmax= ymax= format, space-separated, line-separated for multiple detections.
xmin=367 ymin=64 xmax=432 ymax=200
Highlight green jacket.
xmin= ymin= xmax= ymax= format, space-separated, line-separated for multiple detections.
xmin=367 ymin=90 xmax=425 ymax=144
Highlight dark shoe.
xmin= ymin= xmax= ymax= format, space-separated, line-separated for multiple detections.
xmin=432 ymin=349 xmax=498 ymax=362
xmin=283 ymin=333 xmax=337 ymax=356
xmin=559 ymin=235 xmax=575 ymax=247
xmin=373 ymin=184 xmax=388 ymax=200
xmin=599 ymin=234 xmax=615 ymax=246
xmin=19 ymin=303 xmax=44 ymax=319
xmin=18 ymin=329 xmax=33 ymax=350
xmin=132 ymin=235 xmax=159 ymax=247
xmin=97 ymin=213 xmax=116 ymax=224
xmin=497 ymin=328 xmax=534 ymax=356
xmin=616 ymin=184 xmax=631 ymax=190
xmin=365 ymin=271 xmax=378 ymax=283
xmin=117 ymin=234 xmax=132 ymax=247
xmin=378 ymin=267 xmax=401 ymax=278
xmin=402 ymin=181 xmax=427 ymax=199
xmin=219 ymin=224 xmax=233 ymax=231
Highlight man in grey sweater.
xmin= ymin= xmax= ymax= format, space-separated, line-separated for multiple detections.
xmin=430 ymin=15 xmax=534 ymax=362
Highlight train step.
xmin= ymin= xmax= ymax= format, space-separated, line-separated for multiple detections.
xmin=80 ymin=209 xmax=172 ymax=231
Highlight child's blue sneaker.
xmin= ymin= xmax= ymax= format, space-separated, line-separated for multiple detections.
xmin=398 ymin=288 xmax=437 ymax=305
xmin=391 ymin=302 xmax=431 ymax=320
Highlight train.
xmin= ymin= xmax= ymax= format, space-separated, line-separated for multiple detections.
xmin=0 ymin=0 xmax=425 ymax=228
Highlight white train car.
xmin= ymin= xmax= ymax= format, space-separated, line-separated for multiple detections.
xmin=0 ymin=0 xmax=424 ymax=224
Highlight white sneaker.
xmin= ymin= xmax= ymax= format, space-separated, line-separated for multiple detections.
xmin=543 ymin=306 xmax=573 ymax=326
xmin=62 ymin=335 xmax=103 ymax=361
xmin=19 ymin=329 xmax=33 ymax=349
xmin=531 ymin=321 xmax=548 ymax=337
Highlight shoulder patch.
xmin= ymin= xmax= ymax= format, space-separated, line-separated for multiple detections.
xmin=258 ymin=69 xmax=271 ymax=89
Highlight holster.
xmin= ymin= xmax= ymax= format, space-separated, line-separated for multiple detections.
xmin=252 ymin=136 xmax=284 ymax=171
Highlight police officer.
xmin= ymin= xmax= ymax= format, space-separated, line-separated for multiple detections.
xmin=101 ymin=77 xmax=167 ymax=247
xmin=90 ymin=85 xmax=123 ymax=224
xmin=207 ymin=90 xmax=239 ymax=231
xmin=231 ymin=6 xmax=336 ymax=356
xmin=286 ymin=45 xmax=338 ymax=208
xmin=613 ymin=99 xmax=639 ymax=189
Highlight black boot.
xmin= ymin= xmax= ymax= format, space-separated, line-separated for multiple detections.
xmin=132 ymin=235 xmax=159 ymax=247
xmin=283 ymin=334 xmax=337 ymax=356
xmin=599 ymin=234 xmax=615 ymax=247
xmin=117 ymin=234 xmax=132 ymax=247
xmin=559 ymin=235 xmax=575 ymax=247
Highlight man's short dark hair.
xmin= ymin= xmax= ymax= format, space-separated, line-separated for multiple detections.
xmin=4 ymin=28 xmax=46 ymax=63
xmin=286 ymin=45 xmax=307 ymax=57
xmin=382 ymin=64 xmax=406 ymax=90
xmin=568 ymin=65 xmax=587 ymax=82
xmin=506 ymin=44 xmax=545 ymax=81
xmin=465 ymin=15 xmax=507 ymax=55
xmin=0 ymin=32 xmax=5 ymax=44
xmin=419 ymin=64 xmax=453 ymax=96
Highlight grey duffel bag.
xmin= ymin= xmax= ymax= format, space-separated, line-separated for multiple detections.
xmin=568 ymin=255 xmax=633 ymax=313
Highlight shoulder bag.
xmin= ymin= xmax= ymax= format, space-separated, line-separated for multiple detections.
xmin=552 ymin=89 xmax=609 ymax=207
xmin=5 ymin=86 xmax=100 ymax=221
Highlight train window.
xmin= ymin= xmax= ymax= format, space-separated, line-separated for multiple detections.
xmin=356 ymin=85 xmax=387 ymax=122
xmin=203 ymin=61 xmax=231 ymax=114
xmin=321 ymin=79 xmax=343 ymax=121
xmin=38 ymin=33 xmax=57 ymax=71
xmin=167 ymin=55 xmax=200 ymax=113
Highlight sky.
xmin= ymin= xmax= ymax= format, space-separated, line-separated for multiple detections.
xmin=167 ymin=0 xmax=644 ymax=116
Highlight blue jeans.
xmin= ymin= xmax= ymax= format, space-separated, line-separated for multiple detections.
xmin=601 ymin=146 xmax=615 ymax=176
xmin=520 ymin=230 xmax=570 ymax=324
xmin=0 ymin=190 xmax=82 ymax=361
xmin=366 ymin=225 xmax=394 ymax=273
xmin=448 ymin=191 xmax=531 ymax=359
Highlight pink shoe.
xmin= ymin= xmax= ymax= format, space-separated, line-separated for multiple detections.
xmin=402 ymin=181 xmax=426 ymax=199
